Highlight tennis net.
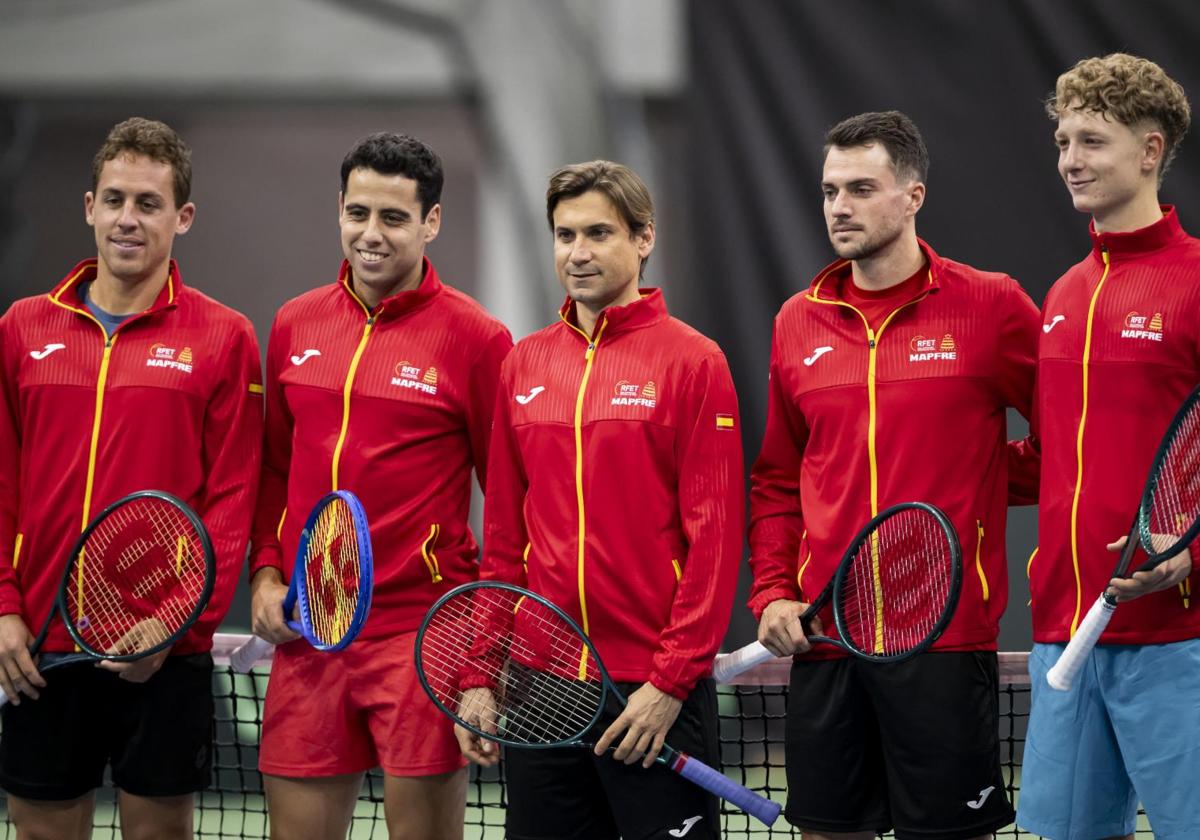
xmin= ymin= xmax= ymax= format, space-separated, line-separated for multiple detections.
xmin=0 ymin=635 xmax=1149 ymax=838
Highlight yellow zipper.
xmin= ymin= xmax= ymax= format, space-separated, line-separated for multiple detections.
xmin=974 ymin=520 xmax=990 ymax=602
xmin=331 ymin=316 xmax=375 ymax=490
xmin=670 ymin=558 xmax=682 ymax=582
xmin=806 ymin=289 xmax=929 ymax=652
xmin=420 ymin=524 xmax=444 ymax=583
xmin=11 ymin=534 xmax=22 ymax=571
xmin=1067 ymin=248 xmax=1111 ymax=635
xmin=571 ymin=319 xmax=607 ymax=679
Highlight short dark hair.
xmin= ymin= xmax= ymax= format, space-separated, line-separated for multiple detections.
xmin=824 ymin=111 xmax=929 ymax=183
xmin=339 ymin=133 xmax=443 ymax=217
xmin=93 ymin=117 xmax=192 ymax=207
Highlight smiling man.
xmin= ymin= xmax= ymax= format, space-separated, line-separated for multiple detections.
xmin=0 ymin=117 xmax=263 ymax=838
xmin=456 ymin=160 xmax=743 ymax=840
xmin=1017 ymin=54 xmax=1200 ymax=840
xmin=249 ymin=132 xmax=511 ymax=839
xmin=748 ymin=111 xmax=1040 ymax=840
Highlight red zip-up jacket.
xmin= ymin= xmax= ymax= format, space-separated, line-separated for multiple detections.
xmin=0 ymin=259 xmax=263 ymax=654
xmin=1031 ymin=208 xmax=1200 ymax=644
xmin=482 ymin=290 xmax=743 ymax=699
xmin=250 ymin=259 xmax=512 ymax=640
xmin=749 ymin=240 xmax=1040 ymax=654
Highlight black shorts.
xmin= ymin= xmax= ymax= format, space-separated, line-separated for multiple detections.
xmin=0 ymin=653 xmax=214 ymax=801
xmin=504 ymin=679 xmax=721 ymax=840
xmin=784 ymin=651 xmax=1013 ymax=840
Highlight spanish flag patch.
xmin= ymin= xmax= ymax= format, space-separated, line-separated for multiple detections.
xmin=715 ymin=413 xmax=735 ymax=430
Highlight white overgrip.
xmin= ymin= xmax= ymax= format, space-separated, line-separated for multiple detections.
xmin=1046 ymin=594 xmax=1116 ymax=691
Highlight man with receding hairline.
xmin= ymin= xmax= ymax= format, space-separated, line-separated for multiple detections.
xmin=1018 ymin=53 xmax=1200 ymax=840
xmin=0 ymin=117 xmax=263 ymax=839
xmin=749 ymin=111 xmax=1038 ymax=839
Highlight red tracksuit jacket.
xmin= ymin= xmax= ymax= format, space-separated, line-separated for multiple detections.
xmin=1031 ymin=207 xmax=1200 ymax=644
xmin=749 ymin=240 xmax=1040 ymax=653
xmin=249 ymin=259 xmax=512 ymax=640
xmin=0 ymin=259 xmax=263 ymax=654
xmin=483 ymin=290 xmax=744 ymax=699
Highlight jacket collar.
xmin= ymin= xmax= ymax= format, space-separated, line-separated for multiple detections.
xmin=806 ymin=237 xmax=940 ymax=304
xmin=48 ymin=258 xmax=183 ymax=316
xmin=338 ymin=256 xmax=443 ymax=319
xmin=1089 ymin=206 xmax=1188 ymax=261
xmin=558 ymin=287 xmax=668 ymax=341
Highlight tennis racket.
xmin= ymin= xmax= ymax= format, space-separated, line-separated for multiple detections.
xmin=1047 ymin=384 xmax=1200 ymax=691
xmin=415 ymin=581 xmax=782 ymax=826
xmin=0 ymin=490 xmax=215 ymax=706
xmin=230 ymin=490 xmax=373 ymax=673
xmin=714 ymin=501 xmax=963 ymax=682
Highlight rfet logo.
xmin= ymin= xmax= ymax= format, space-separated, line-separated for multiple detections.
xmin=146 ymin=343 xmax=194 ymax=373
xmin=390 ymin=360 xmax=438 ymax=394
xmin=611 ymin=379 xmax=657 ymax=408
xmin=908 ymin=333 xmax=957 ymax=362
xmin=1121 ymin=311 xmax=1163 ymax=342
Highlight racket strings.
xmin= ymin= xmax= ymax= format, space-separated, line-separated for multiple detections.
xmin=419 ymin=588 xmax=604 ymax=745
xmin=1145 ymin=400 xmax=1200 ymax=558
xmin=68 ymin=498 xmax=208 ymax=655
xmin=303 ymin=499 xmax=363 ymax=645
xmin=838 ymin=508 xmax=954 ymax=657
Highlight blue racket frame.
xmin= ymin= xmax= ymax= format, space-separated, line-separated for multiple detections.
xmin=283 ymin=489 xmax=374 ymax=652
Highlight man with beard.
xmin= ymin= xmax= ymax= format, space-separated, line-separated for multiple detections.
xmin=748 ymin=111 xmax=1039 ymax=840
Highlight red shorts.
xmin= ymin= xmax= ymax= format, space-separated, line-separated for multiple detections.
xmin=259 ymin=630 xmax=465 ymax=778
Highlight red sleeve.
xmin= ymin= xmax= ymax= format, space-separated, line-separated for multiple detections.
xmin=480 ymin=360 xmax=529 ymax=587
xmin=249 ymin=315 xmax=291 ymax=578
xmin=465 ymin=327 xmax=513 ymax=489
xmin=0 ymin=310 xmax=22 ymax=617
xmin=996 ymin=279 xmax=1040 ymax=506
xmin=649 ymin=351 xmax=744 ymax=699
xmin=192 ymin=318 xmax=264 ymax=638
xmin=747 ymin=328 xmax=809 ymax=619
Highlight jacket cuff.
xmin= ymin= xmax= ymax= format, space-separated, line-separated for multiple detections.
xmin=248 ymin=546 xmax=286 ymax=578
xmin=648 ymin=670 xmax=691 ymax=701
xmin=747 ymin=584 xmax=801 ymax=622
xmin=0 ymin=583 xmax=22 ymax=618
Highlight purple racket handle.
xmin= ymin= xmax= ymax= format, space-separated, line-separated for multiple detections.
xmin=669 ymin=751 xmax=782 ymax=826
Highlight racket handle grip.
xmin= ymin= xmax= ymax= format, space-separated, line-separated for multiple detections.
xmin=229 ymin=635 xmax=274 ymax=674
xmin=672 ymin=752 xmax=781 ymax=826
xmin=712 ymin=641 xmax=777 ymax=683
xmin=1046 ymin=594 xmax=1116 ymax=691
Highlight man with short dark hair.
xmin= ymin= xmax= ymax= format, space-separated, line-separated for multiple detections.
xmin=749 ymin=111 xmax=1039 ymax=839
xmin=456 ymin=160 xmax=743 ymax=840
xmin=1017 ymin=53 xmax=1200 ymax=840
xmin=0 ymin=117 xmax=263 ymax=839
xmin=249 ymin=132 xmax=511 ymax=839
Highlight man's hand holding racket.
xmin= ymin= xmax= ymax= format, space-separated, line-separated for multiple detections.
xmin=595 ymin=682 xmax=683 ymax=768
xmin=757 ymin=598 xmax=823 ymax=657
xmin=454 ymin=687 xmax=501 ymax=767
xmin=249 ymin=567 xmax=302 ymax=646
xmin=1105 ymin=536 xmax=1194 ymax=602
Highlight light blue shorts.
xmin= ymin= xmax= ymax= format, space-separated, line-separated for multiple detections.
xmin=1016 ymin=639 xmax=1200 ymax=840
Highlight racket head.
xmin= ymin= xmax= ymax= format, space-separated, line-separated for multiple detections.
xmin=293 ymin=490 xmax=373 ymax=652
xmin=1137 ymin=385 xmax=1200 ymax=568
xmin=832 ymin=501 xmax=962 ymax=662
xmin=57 ymin=490 xmax=215 ymax=661
xmin=414 ymin=581 xmax=610 ymax=749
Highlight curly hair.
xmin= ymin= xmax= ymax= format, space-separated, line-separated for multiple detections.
xmin=93 ymin=117 xmax=192 ymax=207
xmin=1047 ymin=53 xmax=1191 ymax=179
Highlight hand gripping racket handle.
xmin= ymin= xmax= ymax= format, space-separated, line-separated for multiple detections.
xmin=671 ymin=752 xmax=781 ymax=826
xmin=229 ymin=635 xmax=274 ymax=674
xmin=712 ymin=641 xmax=777 ymax=683
xmin=1046 ymin=594 xmax=1116 ymax=691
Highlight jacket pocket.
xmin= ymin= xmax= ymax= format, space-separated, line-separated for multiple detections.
xmin=420 ymin=524 xmax=444 ymax=583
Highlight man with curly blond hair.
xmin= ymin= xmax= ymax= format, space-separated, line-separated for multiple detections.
xmin=1018 ymin=53 xmax=1200 ymax=840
